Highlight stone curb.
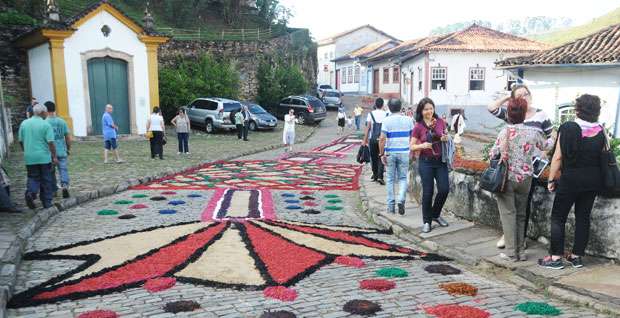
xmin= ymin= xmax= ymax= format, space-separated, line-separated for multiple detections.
xmin=357 ymin=165 xmax=620 ymax=317
xmin=0 ymin=127 xmax=317 ymax=318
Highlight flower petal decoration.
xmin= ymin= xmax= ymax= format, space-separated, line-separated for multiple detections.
xmin=263 ymin=286 xmax=298 ymax=301
xmin=260 ymin=310 xmax=297 ymax=318
xmin=439 ymin=282 xmax=478 ymax=296
xmin=375 ymin=267 xmax=408 ymax=278
xmin=77 ymin=310 xmax=118 ymax=318
xmin=515 ymin=302 xmax=561 ymax=316
xmin=343 ymin=299 xmax=382 ymax=316
xmin=144 ymin=277 xmax=177 ymax=293
xmin=163 ymin=300 xmax=200 ymax=313
xmin=334 ymin=256 xmax=365 ymax=268
xmin=8 ymin=219 xmax=445 ymax=308
xmin=359 ymin=279 xmax=395 ymax=291
xmin=425 ymin=264 xmax=462 ymax=275
xmin=130 ymin=204 xmax=149 ymax=209
xmin=424 ymin=304 xmax=490 ymax=318
xmin=97 ymin=210 xmax=118 ymax=216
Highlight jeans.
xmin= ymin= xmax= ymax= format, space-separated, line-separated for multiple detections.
xmin=496 ymin=178 xmax=531 ymax=257
xmin=177 ymin=133 xmax=189 ymax=153
xmin=26 ymin=163 xmax=54 ymax=207
xmin=355 ymin=115 xmax=361 ymax=130
xmin=550 ymin=190 xmax=597 ymax=256
xmin=369 ymin=139 xmax=384 ymax=180
xmin=385 ymin=152 xmax=409 ymax=208
xmin=0 ymin=185 xmax=14 ymax=210
xmin=150 ymin=131 xmax=164 ymax=159
xmin=418 ymin=157 xmax=449 ymax=223
xmin=55 ymin=156 xmax=69 ymax=187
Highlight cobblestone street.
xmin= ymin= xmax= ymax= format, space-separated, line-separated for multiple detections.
xmin=5 ymin=113 xmax=611 ymax=318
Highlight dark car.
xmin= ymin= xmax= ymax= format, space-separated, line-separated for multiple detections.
xmin=275 ymin=95 xmax=327 ymax=125
xmin=241 ymin=102 xmax=278 ymax=130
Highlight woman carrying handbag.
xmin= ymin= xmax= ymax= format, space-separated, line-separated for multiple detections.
xmin=488 ymin=98 xmax=545 ymax=262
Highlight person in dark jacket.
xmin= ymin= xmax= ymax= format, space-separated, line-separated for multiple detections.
xmin=539 ymin=94 xmax=604 ymax=270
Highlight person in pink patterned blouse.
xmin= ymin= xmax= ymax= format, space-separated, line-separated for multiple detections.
xmin=489 ymin=98 xmax=545 ymax=262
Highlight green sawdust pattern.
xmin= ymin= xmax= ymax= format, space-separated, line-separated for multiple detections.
xmin=325 ymin=206 xmax=343 ymax=211
xmin=324 ymin=194 xmax=339 ymax=199
xmin=131 ymin=194 xmax=148 ymax=198
xmin=515 ymin=302 xmax=561 ymax=316
xmin=375 ymin=267 xmax=409 ymax=278
xmin=114 ymin=200 xmax=134 ymax=205
xmin=327 ymin=199 xmax=343 ymax=204
xmin=97 ymin=210 xmax=119 ymax=216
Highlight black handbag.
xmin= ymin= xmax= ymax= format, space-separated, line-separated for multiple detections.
xmin=480 ymin=129 xmax=510 ymax=193
xmin=357 ymin=145 xmax=371 ymax=164
xmin=600 ymin=133 xmax=620 ymax=196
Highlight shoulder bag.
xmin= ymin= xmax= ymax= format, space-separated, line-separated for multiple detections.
xmin=600 ymin=131 xmax=620 ymax=196
xmin=480 ymin=129 xmax=510 ymax=193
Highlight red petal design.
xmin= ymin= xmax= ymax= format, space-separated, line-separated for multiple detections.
xmin=244 ymin=222 xmax=326 ymax=284
xmin=334 ymin=256 xmax=365 ymax=268
xmin=359 ymin=279 xmax=395 ymax=291
xmin=424 ymin=304 xmax=490 ymax=318
xmin=144 ymin=277 xmax=177 ymax=293
xmin=263 ymin=286 xmax=298 ymax=301
xmin=33 ymin=223 xmax=227 ymax=300
xmin=303 ymin=201 xmax=318 ymax=207
xmin=77 ymin=310 xmax=118 ymax=318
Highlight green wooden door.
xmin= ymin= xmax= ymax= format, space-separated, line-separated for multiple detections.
xmin=87 ymin=57 xmax=130 ymax=135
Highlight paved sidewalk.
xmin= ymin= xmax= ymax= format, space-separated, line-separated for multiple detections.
xmin=359 ymin=166 xmax=620 ymax=316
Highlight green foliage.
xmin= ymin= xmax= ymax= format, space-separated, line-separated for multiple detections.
xmin=0 ymin=9 xmax=38 ymax=26
xmin=256 ymin=58 xmax=308 ymax=109
xmin=159 ymin=53 xmax=240 ymax=121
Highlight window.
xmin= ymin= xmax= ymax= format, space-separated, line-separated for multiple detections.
xmin=469 ymin=67 xmax=485 ymax=90
xmin=418 ymin=69 xmax=422 ymax=91
xmin=354 ymin=65 xmax=360 ymax=83
xmin=348 ymin=67 xmax=353 ymax=84
xmin=341 ymin=70 xmax=346 ymax=85
xmin=558 ymin=105 xmax=576 ymax=124
xmin=431 ymin=67 xmax=447 ymax=90
xmin=392 ymin=67 xmax=400 ymax=83
xmin=506 ymin=73 xmax=517 ymax=91
xmin=383 ymin=68 xmax=390 ymax=84
xmin=193 ymin=100 xmax=207 ymax=109
xmin=292 ymin=99 xmax=306 ymax=106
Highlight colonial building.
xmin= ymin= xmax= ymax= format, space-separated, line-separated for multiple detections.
xmin=317 ymin=25 xmax=398 ymax=89
xmin=332 ymin=40 xmax=400 ymax=94
xmin=497 ymin=23 xmax=620 ymax=136
xmin=14 ymin=0 xmax=169 ymax=137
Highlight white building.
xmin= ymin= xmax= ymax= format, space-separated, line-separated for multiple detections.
xmin=317 ymin=25 xmax=399 ymax=89
xmin=15 ymin=1 xmax=169 ymax=137
xmin=497 ymin=23 xmax=620 ymax=136
xmin=332 ymin=40 xmax=400 ymax=94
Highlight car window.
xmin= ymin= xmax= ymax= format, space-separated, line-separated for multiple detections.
xmin=292 ymin=99 xmax=306 ymax=106
xmin=319 ymin=85 xmax=332 ymax=89
xmin=206 ymin=101 xmax=218 ymax=111
xmin=280 ymin=98 xmax=291 ymax=105
xmin=223 ymin=102 xmax=242 ymax=112
xmin=249 ymin=105 xmax=266 ymax=114
xmin=307 ymin=97 xmax=326 ymax=108
xmin=325 ymin=92 xmax=339 ymax=97
xmin=193 ymin=100 xmax=208 ymax=110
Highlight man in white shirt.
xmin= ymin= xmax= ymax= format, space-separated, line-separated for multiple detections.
xmin=362 ymin=98 xmax=389 ymax=185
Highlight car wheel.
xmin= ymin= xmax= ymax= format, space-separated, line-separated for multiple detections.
xmin=249 ymin=121 xmax=258 ymax=131
xmin=297 ymin=113 xmax=307 ymax=125
xmin=205 ymin=119 xmax=214 ymax=133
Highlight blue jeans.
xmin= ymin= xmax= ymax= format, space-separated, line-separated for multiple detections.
xmin=418 ymin=157 xmax=450 ymax=223
xmin=355 ymin=115 xmax=361 ymax=130
xmin=385 ymin=152 xmax=409 ymax=209
xmin=177 ymin=133 xmax=189 ymax=153
xmin=26 ymin=163 xmax=54 ymax=207
xmin=56 ymin=156 xmax=69 ymax=187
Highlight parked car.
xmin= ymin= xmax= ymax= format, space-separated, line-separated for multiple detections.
xmin=275 ymin=95 xmax=327 ymax=125
xmin=320 ymin=89 xmax=343 ymax=109
xmin=184 ymin=98 xmax=242 ymax=133
xmin=316 ymin=84 xmax=333 ymax=97
xmin=241 ymin=102 xmax=278 ymax=130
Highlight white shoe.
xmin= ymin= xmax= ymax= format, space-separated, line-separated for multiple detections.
xmin=186 ymin=152 xmax=191 ymax=155
xmin=497 ymin=235 xmax=505 ymax=249
xmin=177 ymin=152 xmax=181 ymax=155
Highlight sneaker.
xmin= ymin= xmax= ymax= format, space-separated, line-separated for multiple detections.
xmin=499 ymin=253 xmax=518 ymax=262
xmin=497 ymin=235 xmax=506 ymax=249
xmin=538 ymin=256 xmax=564 ymax=270
xmin=566 ymin=255 xmax=584 ymax=268
xmin=433 ymin=217 xmax=449 ymax=227
xmin=25 ymin=193 xmax=36 ymax=209
xmin=177 ymin=152 xmax=181 ymax=155
xmin=422 ymin=223 xmax=431 ymax=233
xmin=116 ymin=159 xmax=125 ymax=164
xmin=377 ymin=179 xmax=385 ymax=185
xmin=62 ymin=187 xmax=70 ymax=199
xmin=397 ymin=202 xmax=405 ymax=215
xmin=371 ymin=176 xmax=377 ymax=182
xmin=186 ymin=152 xmax=191 ymax=155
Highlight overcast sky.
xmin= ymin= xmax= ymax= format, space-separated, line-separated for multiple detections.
xmin=281 ymin=0 xmax=619 ymax=41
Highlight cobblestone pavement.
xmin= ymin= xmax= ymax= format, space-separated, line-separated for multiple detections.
xmin=6 ymin=107 xmax=610 ymax=318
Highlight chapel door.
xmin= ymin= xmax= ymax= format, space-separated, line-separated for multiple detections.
xmin=87 ymin=57 xmax=130 ymax=135
xmin=372 ymin=70 xmax=380 ymax=94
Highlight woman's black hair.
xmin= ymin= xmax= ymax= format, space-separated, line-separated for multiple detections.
xmin=575 ymin=94 xmax=601 ymax=123
xmin=152 ymin=106 xmax=160 ymax=114
xmin=374 ymin=98 xmax=384 ymax=109
xmin=415 ymin=97 xmax=438 ymax=122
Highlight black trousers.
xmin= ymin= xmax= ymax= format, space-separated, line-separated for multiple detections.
xmin=418 ymin=158 xmax=450 ymax=223
xmin=550 ymin=190 xmax=597 ymax=256
xmin=243 ymin=122 xmax=249 ymax=140
xmin=236 ymin=124 xmax=243 ymax=139
xmin=150 ymin=131 xmax=164 ymax=159
xmin=369 ymin=139 xmax=384 ymax=180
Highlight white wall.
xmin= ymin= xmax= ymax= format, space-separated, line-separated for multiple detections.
xmin=334 ymin=27 xmax=393 ymax=58
xmin=335 ymin=60 xmax=367 ymax=93
xmin=317 ymin=44 xmax=335 ymax=86
xmin=63 ymin=10 xmax=150 ymax=136
xmin=522 ymin=67 xmax=620 ymax=134
xmin=28 ymin=43 xmax=55 ymax=105
xmin=369 ymin=60 xmax=399 ymax=95
xmin=401 ymin=54 xmax=425 ymax=105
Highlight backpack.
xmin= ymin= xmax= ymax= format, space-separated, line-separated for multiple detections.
xmin=370 ymin=112 xmax=388 ymax=141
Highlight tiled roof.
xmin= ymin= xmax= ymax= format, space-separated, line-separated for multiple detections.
xmin=332 ymin=40 xmax=400 ymax=62
xmin=497 ymin=23 xmax=620 ymax=67
xmin=318 ymin=24 xmax=399 ymax=45
xmin=366 ymin=36 xmax=442 ymax=62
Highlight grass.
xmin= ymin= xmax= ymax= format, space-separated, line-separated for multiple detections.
xmin=529 ymin=6 xmax=620 ymax=46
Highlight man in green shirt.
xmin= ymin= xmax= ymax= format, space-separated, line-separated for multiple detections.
xmin=45 ymin=101 xmax=72 ymax=198
xmin=18 ymin=103 xmax=58 ymax=209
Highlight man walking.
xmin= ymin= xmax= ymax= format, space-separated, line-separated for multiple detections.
xmin=379 ymin=99 xmax=413 ymax=215
xmin=235 ymin=110 xmax=244 ymax=140
xmin=18 ymin=103 xmax=57 ymax=209
xmin=25 ymin=97 xmax=37 ymax=119
xmin=354 ymin=104 xmax=363 ymax=131
xmin=45 ymin=101 xmax=71 ymax=198
xmin=362 ymin=98 xmax=388 ymax=185
xmin=242 ymin=105 xmax=251 ymax=141
xmin=102 ymin=104 xmax=123 ymax=164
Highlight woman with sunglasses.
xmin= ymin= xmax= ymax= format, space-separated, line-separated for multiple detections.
xmin=488 ymin=84 xmax=553 ymax=250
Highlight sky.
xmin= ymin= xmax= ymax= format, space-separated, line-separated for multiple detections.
xmin=280 ymin=0 xmax=620 ymax=41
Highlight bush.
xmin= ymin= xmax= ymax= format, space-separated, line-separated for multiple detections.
xmin=256 ymin=58 xmax=308 ymax=109
xmin=0 ymin=10 xmax=37 ymax=26
xmin=159 ymin=53 xmax=240 ymax=122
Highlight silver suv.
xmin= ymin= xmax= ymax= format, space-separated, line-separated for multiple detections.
xmin=185 ymin=98 xmax=242 ymax=133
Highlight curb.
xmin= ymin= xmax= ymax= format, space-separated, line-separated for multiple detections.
xmin=0 ymin=126 xmax=317 ymax=317
xmin=357 ymin=165 xmax=620 ymax=317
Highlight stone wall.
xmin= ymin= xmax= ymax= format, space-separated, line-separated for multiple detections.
xmin=158 ymin=31 xmax=317 ymax=101
xmin=445 ymin=170 xmax=620 ymax=260
xmin=0 ymin=25 xmax=32 ymax=132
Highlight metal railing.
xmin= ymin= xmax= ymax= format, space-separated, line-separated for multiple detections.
xmin=158 ymin=26 xmax=286 ymax=41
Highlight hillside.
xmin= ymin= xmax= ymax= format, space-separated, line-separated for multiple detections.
xmin=530 ymin=6 xmax=620 ymax=46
